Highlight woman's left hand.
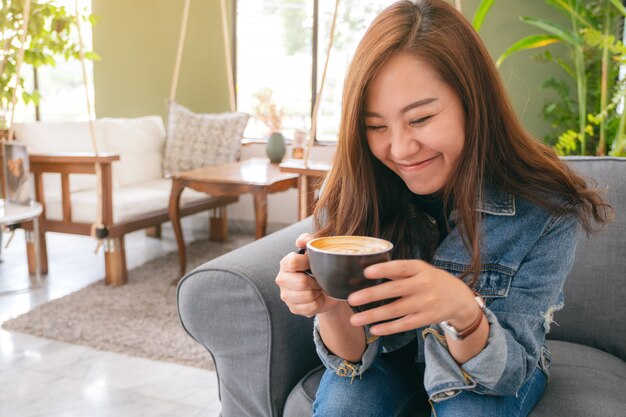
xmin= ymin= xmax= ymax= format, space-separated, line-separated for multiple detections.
xmin=347 ymin=260 xmax=477 ymax=336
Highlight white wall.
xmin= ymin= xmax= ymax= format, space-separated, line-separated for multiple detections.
xmin=227 ymin=144 xmax=336 ymax=224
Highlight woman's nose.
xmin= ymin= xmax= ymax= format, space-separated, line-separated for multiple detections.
xmin=389 ymin=126 xmax=420 ymax=160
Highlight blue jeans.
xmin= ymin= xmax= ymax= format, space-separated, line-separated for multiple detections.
xmin=312 ymin=341 xmax=547 ymax=417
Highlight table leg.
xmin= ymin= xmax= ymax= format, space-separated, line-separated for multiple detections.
xmin=169 ymin=180 xmax=187 ymax=283
xmin=209 ymin=206 xmax=228 ymax=241
xmin=252 ymin=188 xmax=268 ymax=239
xmin=297 ymin=175 xmax=319 ymax=220
xmin=33 ymin=216 xmax=41 ymax=281
xmin=305 ymin=175 xmax=318 ymax=218
xmin=298 ymin=175 xmax=308 ymax=221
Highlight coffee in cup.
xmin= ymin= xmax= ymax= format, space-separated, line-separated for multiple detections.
xmin=305 ymin=235 xmax=393 ymax=300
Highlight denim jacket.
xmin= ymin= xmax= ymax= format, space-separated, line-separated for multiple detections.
xmin=312 ymin=185 xmax=580 ymax=402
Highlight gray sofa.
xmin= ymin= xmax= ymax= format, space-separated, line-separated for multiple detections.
xmin=177 ymin=157 xmax=626 ymax=417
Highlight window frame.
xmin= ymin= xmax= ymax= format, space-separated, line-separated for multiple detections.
xmin=233 ymin=0 xmax=327 ymax=143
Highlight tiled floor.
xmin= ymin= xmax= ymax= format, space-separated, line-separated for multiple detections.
xmin=0 ymin=215 xmax=270 ymax=417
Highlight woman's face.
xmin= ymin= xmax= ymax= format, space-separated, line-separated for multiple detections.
xmin=364 ymin=53 xmax=465 ymax=196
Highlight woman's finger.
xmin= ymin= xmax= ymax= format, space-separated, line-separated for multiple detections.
xmin=347 ymin=279 xmax=406 ymax=307
xmin=363 ymin=259 xmax=429 ymax=280
xmin=279 ymin=251 xmax=311 ymax=273
xmin=288 ymin=299 xmax=325 ymax=318
xmin=276 ymin=271 xmax=321 ymax=291
xmin=368 ymin=313 xmax=427 ymax=336
xmin=349 ymin=297 xmax=415 ymax=327
xmin=295 ymin=232 xmax=315 ymax=248
xmin=280 ymin=288 xmax=323 ymax=305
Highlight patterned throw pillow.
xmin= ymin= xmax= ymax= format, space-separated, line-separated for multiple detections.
xmin=162 ymin=101 xmax=249 ymax=175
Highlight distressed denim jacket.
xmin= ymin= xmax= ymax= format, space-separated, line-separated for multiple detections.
xmin=312 ymin=185 xmax=580 ymax=402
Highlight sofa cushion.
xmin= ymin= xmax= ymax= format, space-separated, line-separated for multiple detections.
xmin=43 ymin=178 xmax=210 ymax=223
xmin=530 ymin=340 xmax=626 ymax=417
xmin=550 ymin=157 xmax=626 ymax=362
xmin=100 ymin=116 xmax=165 ymax=187
xmin=162 ymin=101 xmax=248 ymax=175
xmin=13 ymin=121 xmax=108 ymax=194
xmin=283 ymin=341 xmax=626 ymax=417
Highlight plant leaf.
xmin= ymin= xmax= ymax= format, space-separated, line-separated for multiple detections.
xmin=472 ymin=0 xmax=495 ymax=32
xmin=609 ymin=0 xmax=626 ymax=17
xmin=496 ymin=34 xmax=561 ymax=67
xmin=546 ymin=0 xmax=595 ymax=28
xmin=520 ymin=16 xmax=582 ymax=46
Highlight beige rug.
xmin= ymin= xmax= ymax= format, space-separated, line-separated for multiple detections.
xmin=1 ymin=229 xmax=262 ymax=371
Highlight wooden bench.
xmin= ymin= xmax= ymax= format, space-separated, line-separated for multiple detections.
xmin=24 ymin=152 xmax=237 ymax=285
xmin=7 ymin=116 xmax=240 ymax=286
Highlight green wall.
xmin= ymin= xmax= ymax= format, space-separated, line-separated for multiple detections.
xmin=93 ymin=0 xmax=568 ymax=139
xmin=92 ymin=0 xmax=233 ymax=118
xmin=460 ymin=0 xmax=570 ymax=140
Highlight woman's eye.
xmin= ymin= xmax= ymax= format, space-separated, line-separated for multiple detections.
xmin=366 ymin=125 xmax=386 ymax=131
xmin=410 ymin=115 xmax=433 ymax=126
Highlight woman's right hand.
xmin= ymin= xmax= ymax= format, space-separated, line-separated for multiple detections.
xmin=275 ymin=233 xmax=340 ymax=318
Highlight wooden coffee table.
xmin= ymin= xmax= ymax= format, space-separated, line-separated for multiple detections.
xmin=169 ymin=158 xmax=298 ymax=279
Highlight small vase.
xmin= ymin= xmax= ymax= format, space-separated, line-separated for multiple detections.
xmin=266 ymin=131 xmax=286 ymax=163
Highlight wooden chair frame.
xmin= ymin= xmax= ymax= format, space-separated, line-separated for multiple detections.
xmin=20 ymin=152 xmax=237 ymax=285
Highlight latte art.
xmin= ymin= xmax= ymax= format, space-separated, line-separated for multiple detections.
xmin=309 ymin=236 xmax=392 ymax=255
xmin=305 ymin=235 xmax=393 ymax=299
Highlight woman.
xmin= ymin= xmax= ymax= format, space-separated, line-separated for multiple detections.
xmin=275 ymin=1 xmax=612 ymax=416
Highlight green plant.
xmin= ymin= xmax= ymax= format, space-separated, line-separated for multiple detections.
xmin=497 ymin=0 xmax=626 ymax=156
xmin=0 ymin=0 xmax=99 ymax=118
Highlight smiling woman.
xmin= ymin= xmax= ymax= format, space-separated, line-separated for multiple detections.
xmin=272 ymin=1 xmax=613 ymax=416
xmin=364 ymin=54 xmax=465 ymax=196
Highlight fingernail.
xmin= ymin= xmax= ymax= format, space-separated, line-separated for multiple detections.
xmin=347 ymin=294 xmax=359 ymax=305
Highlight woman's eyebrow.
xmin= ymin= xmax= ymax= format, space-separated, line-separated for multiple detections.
xmin=363 ymin=97 xmax=438 ymax=117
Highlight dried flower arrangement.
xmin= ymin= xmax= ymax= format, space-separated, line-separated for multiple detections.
xmin=253 ymin=88 xmax=284 ymax=133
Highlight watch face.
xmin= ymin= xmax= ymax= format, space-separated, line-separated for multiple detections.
xmin=439 ymin=296 xmax=485 ymax=341
xmin=474 ymin=295 xmax=486 ymax=309
xmin=439 ymin=321 xmax=460 ymax=340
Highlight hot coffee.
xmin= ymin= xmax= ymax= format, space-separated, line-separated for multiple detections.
xmin=305 ymin=236 xmax=393 ymax=300
xmin=308 ymin=236 xmax=393 ymax=255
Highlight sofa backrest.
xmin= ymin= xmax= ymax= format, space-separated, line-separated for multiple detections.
xmin=100 ymin=116 xmax=165 ymax=187
xmin=547 ymin=157 xmax=626 ymax=362
xmin=13 ymin=116 xmax=165 ymax=192
xmin=13 ymin=121 xmax=108 ymax=195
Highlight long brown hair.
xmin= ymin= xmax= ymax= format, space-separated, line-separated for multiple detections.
xmin=314 ymin=0 xmax=612 ymax=285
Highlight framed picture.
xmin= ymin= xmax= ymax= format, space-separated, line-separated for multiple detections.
xmin=2 ymin=142 xmax=31 ymax=205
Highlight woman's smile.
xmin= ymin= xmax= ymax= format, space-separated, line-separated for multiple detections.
xmin=395 ymin=154 xmax=441 ymax=173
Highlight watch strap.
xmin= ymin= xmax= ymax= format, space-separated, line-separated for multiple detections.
xmin=440 ymin=294 xmax=485 ymax=341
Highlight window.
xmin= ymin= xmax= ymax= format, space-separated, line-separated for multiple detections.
xmin=236 ymin=0 xmax=393 ymax=142
xmin=7 ymin=0 xmax=94 ymax=124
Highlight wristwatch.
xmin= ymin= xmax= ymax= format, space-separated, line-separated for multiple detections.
xmin=440 ymin=294 xmax=486 ymax=340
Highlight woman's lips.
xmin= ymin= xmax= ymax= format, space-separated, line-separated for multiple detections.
xmin=396 ymin=155 xmax=440 ymax=172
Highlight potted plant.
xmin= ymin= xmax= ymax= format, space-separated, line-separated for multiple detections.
xmin=254 ymin=87 xmax=286 ymax=163
xmin=0 ymin=0 xmax=99 ymax=129
xmin=496 ymin=0 xmax=626 ymax=157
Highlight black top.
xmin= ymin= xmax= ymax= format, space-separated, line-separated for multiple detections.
xmin=413 ymin=193 xmax=450 ymax=245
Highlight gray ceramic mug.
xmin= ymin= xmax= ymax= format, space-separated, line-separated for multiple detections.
xmin=303 ymin=235 xmax=394 ymax=300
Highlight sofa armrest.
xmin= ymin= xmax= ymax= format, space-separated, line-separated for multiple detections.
xmin=29 ymin=152 xmax=120 ymax=167
xmin=177 ymin=218 xmax=321 ymax=417
xmin=28 ymin=152 xmax=119 ymax=225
